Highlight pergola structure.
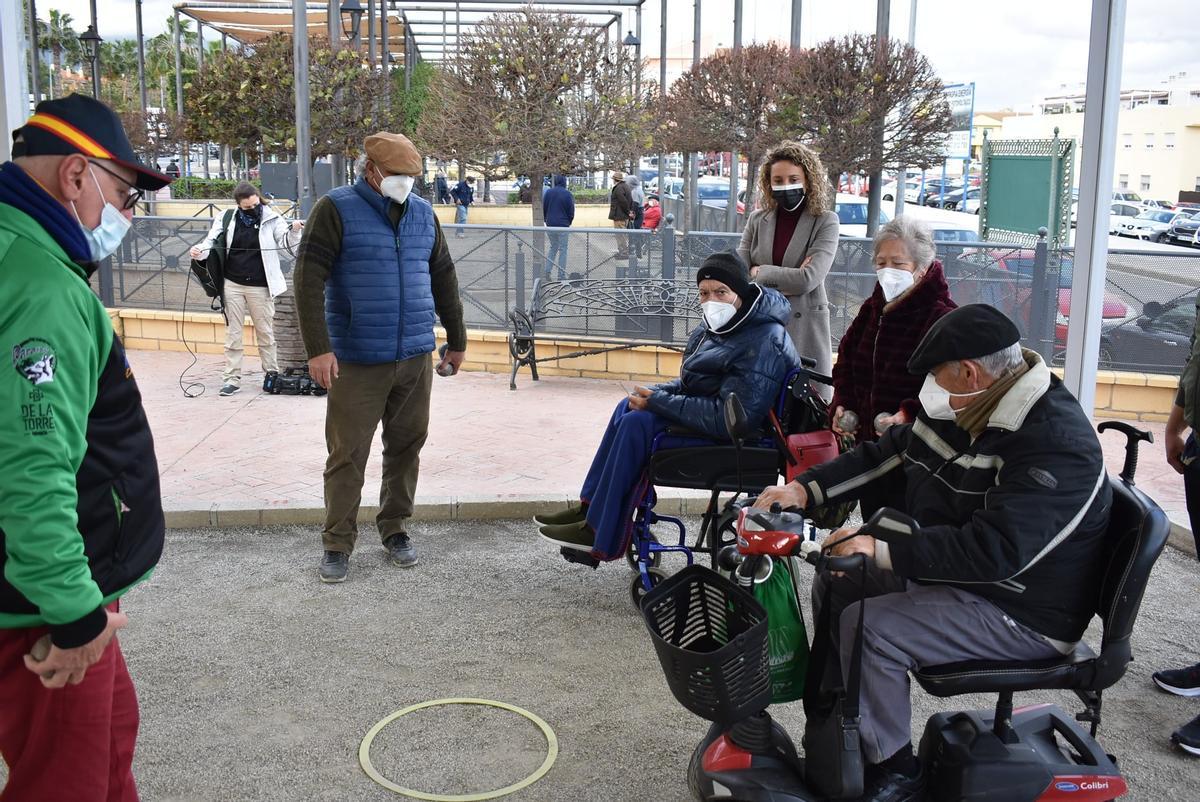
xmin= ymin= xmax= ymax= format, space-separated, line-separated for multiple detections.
xmin=0 ymin=0 xmax=1130 ymax=410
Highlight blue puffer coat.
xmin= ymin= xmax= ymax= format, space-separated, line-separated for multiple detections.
xmin=646 ymin=286 xmax=802 ymax=438
xmin=325 ymin=180 xmax=436 ymax=364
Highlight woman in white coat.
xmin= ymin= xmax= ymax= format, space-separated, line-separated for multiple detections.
xmin=737 ymin=141 xmax=840 ymax=400
xmin=191 ymin=182 xmax=303 ymax=396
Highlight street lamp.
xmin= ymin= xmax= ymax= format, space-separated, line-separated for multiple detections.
xmin=341 ymin=0 xmax=365 ymax=47
xmin=622 ymin=31 xmax=639 ymax=98
xmin=79 ymin=24 xmax=102 ymax=99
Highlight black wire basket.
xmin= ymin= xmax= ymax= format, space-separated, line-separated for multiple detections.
xmin=640 ymin=564 xmax=772 ymax=725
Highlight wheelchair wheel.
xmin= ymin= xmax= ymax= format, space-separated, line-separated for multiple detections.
xmin=708 ymin=508 xmax=740 ymax=570
xmin=629 ymin=567 xmax=669 ymax=610
xmin=626 ymin=535 xmax=663 ymax=571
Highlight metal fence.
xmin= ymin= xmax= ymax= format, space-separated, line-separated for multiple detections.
xmin=96 ymin=217 xmax=1200 ymax=375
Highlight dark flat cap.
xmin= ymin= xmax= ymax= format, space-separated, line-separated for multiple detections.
xmin=907 ymin=304 xmax=1021 ymax=374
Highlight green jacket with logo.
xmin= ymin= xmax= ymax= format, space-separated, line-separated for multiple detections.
xmin=0 ymin=202 xmax=164 ymax=647
xmin=1176 ymin=295 xmax=1200 ymax=429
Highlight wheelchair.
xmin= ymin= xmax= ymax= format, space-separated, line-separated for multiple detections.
xmin=565 ymin=358 xmax=851 ymax=609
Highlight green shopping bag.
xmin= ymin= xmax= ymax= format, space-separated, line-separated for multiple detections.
xmin=753 ymin=557 xmax=810 ymax=703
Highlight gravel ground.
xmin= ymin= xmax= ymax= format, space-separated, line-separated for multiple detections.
xmin=4 ymin=521 xmax=1199 ymax=800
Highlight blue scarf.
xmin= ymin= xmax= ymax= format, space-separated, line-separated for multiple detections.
xmin=0 ymin=161 xmax=92 ymax=264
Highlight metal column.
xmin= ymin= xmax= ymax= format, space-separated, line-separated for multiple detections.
xmin=88 ymin=0 xmax=99 ymax=99
xmin=866 ymin=0 xmax=889 ymax=237
xmin=895 ymin=0 xmax=916 ymax=219
xmin=295 ymin=0 xmax=314 ymax=214
xmin=26 ymin=0 xmax=39 ymax=106
xmin=1064 ymin=0 xmax=1128 ymax=412
xmin=726 ymin=0 xmax=742 ymax=231
xmin=790 ymin=0 xmax=801 ymax=49
xmin=368 ymin=0 xmax=376 ymax=67
xmin=657 ymin=0 xmax=667 ymax=199
xmin=174 ymin=8 xmax=184 ymax=173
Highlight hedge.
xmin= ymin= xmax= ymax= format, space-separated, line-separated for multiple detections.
xmin=171 ymin=177 xmax=262 ymax=200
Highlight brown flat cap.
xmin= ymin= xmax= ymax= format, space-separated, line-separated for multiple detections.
xmin=365 ymin=132 xmax=421 ymax=176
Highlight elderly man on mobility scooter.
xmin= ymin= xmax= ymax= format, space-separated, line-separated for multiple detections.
xmin=757 ymin=304 xmax=1112 ymax=802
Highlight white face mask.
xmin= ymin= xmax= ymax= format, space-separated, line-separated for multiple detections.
xmin=71 ymin=167 xmax=131 ymax=262
xmin=701 ymin=300 xmax=738 ymax=330
xmin=876 ymin=267 xmax=915 ymax=302
xmin=918 ymin=372 xmax=988 ymax=421
xmin=376 ymin=168 xmax=415 ymax=204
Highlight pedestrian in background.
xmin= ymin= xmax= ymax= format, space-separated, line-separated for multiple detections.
xmin=190 ymin=181 xmax=303 ymax=396
xmin=608 ymin=170 xmax=634 ymax=259
xmin=1154 ymin=291 xmax=1200 ymax=757
xmin=435 ymin=170 xmax=451 ymax=204
xmin=542 ymin=174 xmax=575 ymax=280
xmin=642 ymin=194 xmax=663 ymax=232
xmin=0 ymin=93 xmax=171 ymax=802
xmin=294 ymin=133 xmax=467 ymax=584
xmin=450 ymin=175 xmax=475 ymax=237
xmin=738 ymin=140 xmax=840 ymax=401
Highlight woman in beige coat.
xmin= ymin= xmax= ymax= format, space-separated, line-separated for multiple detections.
xmin=737 ymin=141 xmax=839 ymax=400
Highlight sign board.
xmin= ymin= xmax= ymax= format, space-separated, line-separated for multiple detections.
xmin=943 ymin=82 xmax=975 ymax=161
xmin=980 ymin=135 xmax=1075 ymax=250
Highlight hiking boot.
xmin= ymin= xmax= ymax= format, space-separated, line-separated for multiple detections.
xmin=539 ymin=520 xmax=596 ymax=552
xmin=318 ymin=551 xmax=349 ymax=583
xmin=384 ymin=533 xmax=419 ymax=568
xmin=1172 ymin=713 xmax=1200 ymax=756
xmin=1153 ymin=662 xmax=1200 ymax=696
xmin=219 ymin=383 xmax=240 ymax=397
xmin=534 ymin=503 xmax=587 ymax=527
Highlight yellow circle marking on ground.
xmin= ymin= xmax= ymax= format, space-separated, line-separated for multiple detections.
xmin=359 ymin=697 xmax=559 ymax=801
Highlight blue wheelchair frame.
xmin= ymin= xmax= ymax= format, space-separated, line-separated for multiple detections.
xmin=626 ymin=369 xmax=805 ymax=597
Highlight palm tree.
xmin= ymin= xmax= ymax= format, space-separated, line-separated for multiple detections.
xmin=41 ymin=9 xmax=77 ymax=99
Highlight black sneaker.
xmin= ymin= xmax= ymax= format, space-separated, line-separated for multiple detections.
xmin=219 ymin=383 xmax=240 ymax=397
xmin=1153 ymin=662 xmax=1200 ymax=697
xmin=857 ymin=764 xmax=926 ymax=802
xmin=384 ymin=533 xmax=419 ymax=568
xmin=1172 ymin=713 xmax=1200 ymax=757
xmin=318 ymin=551 xmax=349 ymax=583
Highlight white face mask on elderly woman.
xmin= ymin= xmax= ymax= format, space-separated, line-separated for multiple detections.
xmin=701 ymin=300 xmax=738 ymax=330
xmin=876 ymin=267 xmax=915 ymax=302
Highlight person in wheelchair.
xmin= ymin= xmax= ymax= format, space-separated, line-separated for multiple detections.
xmin=757 ymin=304 xmax=1112 ymax=802
xmin=537 ymin=252 xmax=801 ymax=556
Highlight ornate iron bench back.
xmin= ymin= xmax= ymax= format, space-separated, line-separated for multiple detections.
xmin=531 ymin=279 xmax=700 ymax=338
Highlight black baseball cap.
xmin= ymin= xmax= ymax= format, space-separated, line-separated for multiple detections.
xmin=907 ymin=304 xmax=1021 ymax=375
xmin=11 ymin=93 xmax=172 ymax=190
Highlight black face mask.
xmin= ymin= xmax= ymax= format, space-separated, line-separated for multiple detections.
xmin=771 ymin=185 xmax=806 ymax=212
xmin=236 ymin=204 xmax=263 ymax=227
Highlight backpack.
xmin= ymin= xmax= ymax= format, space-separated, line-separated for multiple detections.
xmin=189 ymin=209 xmax=234 ymax=312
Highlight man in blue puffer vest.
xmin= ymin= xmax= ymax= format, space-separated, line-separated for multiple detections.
xmin=295 ymin=133 xmax=467 ymax=584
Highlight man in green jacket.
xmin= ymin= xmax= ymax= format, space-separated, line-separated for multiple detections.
xmin=0 ymin=94 xmax=171 ymax=800
xmin=1154 ymin=292 xmax=1200 ymax=757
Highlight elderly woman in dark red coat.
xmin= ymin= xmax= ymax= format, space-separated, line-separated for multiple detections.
xmin=832 ymin=217 xmax=957 ymax=445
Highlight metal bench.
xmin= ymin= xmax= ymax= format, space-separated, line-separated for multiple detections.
xmin=506 ymin=277 xmax=700 ymax=389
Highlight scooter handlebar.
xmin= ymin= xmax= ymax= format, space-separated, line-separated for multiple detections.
xmin=804 ymin=550 xmax=866 ymax=573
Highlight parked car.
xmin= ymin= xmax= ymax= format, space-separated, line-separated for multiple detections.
xmin=881 ymin=179 xmax=921 ymax=203
xmin=648 ymin=176 xmax=684 ymax=198
xmin=1092 ymin=295 xmax=1197 ymax=374
xmin=1054 ymin=289 xmax=1131 ymax=353
xmin=1143 ymin=199 xmax=1176 ymax=211
xmin=922 ymin=179 xmax=964 ymax=208
xmin=1115 ymin=209 xmax=1192 ymax=243
xmin=1108 ymin=202 xmax=1144 ymax=234
xmin=696 ymin=177 xmax=746 ymax=214
xmin=1167 ymin=213 xmax=1200 ymax=246
xmin=833 ymin=193 xmax=891 ymax=237
xmin=941 ymin=187 xmax=980 ymax=212
xmin=1112 ymin=191 xmax=1144 ymax=204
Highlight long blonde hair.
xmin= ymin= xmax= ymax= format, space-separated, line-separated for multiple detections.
xmin=757 ymin=141 xmax=830 ymax=217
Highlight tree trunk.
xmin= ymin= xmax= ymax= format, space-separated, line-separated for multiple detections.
xmin=744 ymin=155 xmax=762 ymax=217
xmin=530 ymin=171 xmax=545 ymax=227
xmin=272 ymin=275 xmax=307 ymax=371
xmin=681 ymin=153 xmax=692 ymax=232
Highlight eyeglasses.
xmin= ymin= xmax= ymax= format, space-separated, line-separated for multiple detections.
xmin=89 ymin=160 xmax=144 ymax=211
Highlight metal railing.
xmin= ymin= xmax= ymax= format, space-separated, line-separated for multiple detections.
xmin=95 ymin=217 xmax=1200 ymax=375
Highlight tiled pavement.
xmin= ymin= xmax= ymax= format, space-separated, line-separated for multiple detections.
xmin=130 ymin=349 xmax=1196 ymax=554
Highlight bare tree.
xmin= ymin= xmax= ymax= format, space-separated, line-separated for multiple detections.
xmin=416 ymin=7 xmax=655 ymax=224
xmin=664 ymin=44 xmax=798 ymax=213
xmin=778 ymin=34 xmax=953 ymax=187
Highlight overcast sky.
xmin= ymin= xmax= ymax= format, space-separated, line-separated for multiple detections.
xmin=40 ymin=0 xmax=1200 ymax=111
